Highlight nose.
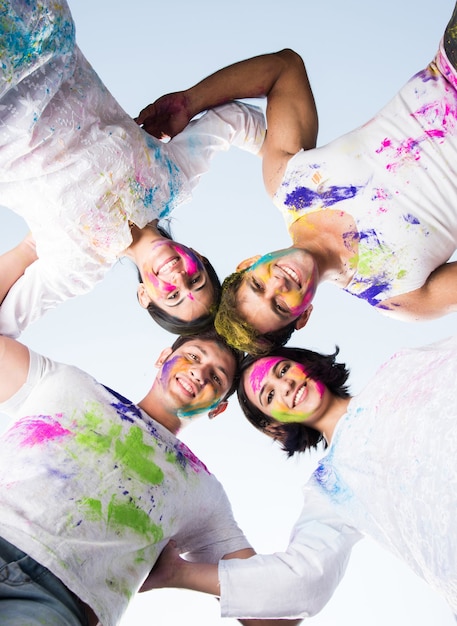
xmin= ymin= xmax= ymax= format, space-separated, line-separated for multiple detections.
xmin=190 ymin=366 xmax=208 ymax=387
xmin=278 ymin=376 xmax=294 ymax=400
xmin=264 ymin=275 xmax=287 ymax=298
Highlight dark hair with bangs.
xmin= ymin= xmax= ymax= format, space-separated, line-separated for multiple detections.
xmin=137 ymin=223 xmax=222 ymax=335
xmin=171 ymin=327 xmax=244 ymax=401
xmin=237 ymin=345 xmax=351 ymax=456
xmin=215 ymin=269 xmax=296 ymax=355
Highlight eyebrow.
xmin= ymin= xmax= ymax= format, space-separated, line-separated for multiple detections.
xmin=185 ymin=345 xmax=229 ymax=382
xmin=164 ymin=280 xmax=207 ymax=308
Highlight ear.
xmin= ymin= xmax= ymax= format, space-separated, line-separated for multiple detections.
xmin=208 ymin=401 xmax=228 ymax=420
xmin=137 ymin=283 xmax=152 ymax=309
xmin=155 ymin=347 xmax=173 ymax=368
xmin=294 ymin=304 xmax=313 ymax=330
xmin=236 ymin=255 xmax=261 ymax=272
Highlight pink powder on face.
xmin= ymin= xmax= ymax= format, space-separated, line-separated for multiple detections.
xmin=248 ymin=357 xmax=282 ymax=393
xmin=173 ymin=245 xmax=202 ymax=275
xmin=144 ymin=270 xmax=175 ymax=295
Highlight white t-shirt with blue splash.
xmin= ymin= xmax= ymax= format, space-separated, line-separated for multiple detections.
xmin=219 ymin=334 xmax=457 ymax=618
xmin=0 ymin=0 xmax=265 ymax=338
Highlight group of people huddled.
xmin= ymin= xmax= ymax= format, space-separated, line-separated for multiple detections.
xmin=1 ymin=1 xmax=457 ymax=625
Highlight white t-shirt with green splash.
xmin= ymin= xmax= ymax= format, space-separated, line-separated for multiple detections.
xmin=0 ymin=350 xmax=250 ymax=626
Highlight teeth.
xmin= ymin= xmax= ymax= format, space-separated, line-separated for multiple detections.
xmin=293 ymin=382 xmax=307 ymax=407
xmin=159 ymin=258 xmax=179 ymax=274
xmin=282 ymin=265 xmax=300 ymax=285
xmin=179 ymin=378 xmax=195 ymax=396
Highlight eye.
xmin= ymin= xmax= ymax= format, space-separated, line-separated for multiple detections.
xmin=278 ymin=363 xmax=290 ymax=377
xmin=188 ymin=353 xmax=199 ymax=361
xmin=252 ymin=277 xmax=263 ymax=291
xmin=212 ymin=373 xmax=222 ymax=386
xmin=275 ymin=301 xmax=288 ymax=313
xmin=189 ymin=274 xmax=202 ymax=286
xmin=266 ymin=389 xmax=275 ymax=404
xmin=167 ymin=291 xmax=179 ymax=300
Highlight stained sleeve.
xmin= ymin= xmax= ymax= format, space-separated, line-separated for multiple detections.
xmin=218 ymin=484 xmax=361 ymax=619
xmin=167 ymin=101 xmax=266 ymax=191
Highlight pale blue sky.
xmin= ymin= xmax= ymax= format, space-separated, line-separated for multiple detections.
xmin=1 ymin=0 xmax=456 ymax=624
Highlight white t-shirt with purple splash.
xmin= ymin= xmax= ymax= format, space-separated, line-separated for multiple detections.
xmin=0 ymin=350 xmax=250 ymax=626
xmin=274 ymin=42 xmax=457 ymax=310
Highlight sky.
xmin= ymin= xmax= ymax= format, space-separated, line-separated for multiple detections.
xmin=1 ymin=0 xmax=456 ymax=624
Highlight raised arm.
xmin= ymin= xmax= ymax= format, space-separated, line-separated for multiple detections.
xmin=379 ymin=261 xmax=457 ymax=321
xmin=136 ymin=49 xmax=318 ymax=195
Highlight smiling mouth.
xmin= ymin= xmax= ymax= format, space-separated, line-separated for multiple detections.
xmin=156 ymin=256 xmax=180 ymax=275
xmin=293 ymin=381 xmax=307 ymax=407
xmin=176 ymin=376 xmax=197 ymax=397
xmin=277 ymin=263 xmax=302 ymax=288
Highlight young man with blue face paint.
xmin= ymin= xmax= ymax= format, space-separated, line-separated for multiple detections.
xmin=138 ymin=3 xmax=457 ymax=355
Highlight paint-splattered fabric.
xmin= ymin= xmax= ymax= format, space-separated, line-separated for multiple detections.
xmin=0 ymin=0 xmax=265 ymax=339
xmin=274 ymin=41 xmax=457 ymax=309
xmin=0 ymin=350 xmax=251 ymax=625
xmin=219 ymin=334 xmax=457 ymax=619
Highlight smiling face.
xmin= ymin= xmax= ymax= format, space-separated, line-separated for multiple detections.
xmin=244 ymin=356 xmax=326 ymax=424
xmin=138 ymin=241 xmax=216 ymax=321
xmin=236 ymin=248 xmax=317 ymax=334
xmin=154 ymin=338 xmax=236 ymax=420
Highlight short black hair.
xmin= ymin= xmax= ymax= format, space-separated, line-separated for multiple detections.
xmin=237 ymin=346 xmax=351 ymax=456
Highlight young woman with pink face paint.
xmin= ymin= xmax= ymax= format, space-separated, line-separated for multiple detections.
xmin=125 ymin=220 xmax=223 ymax=335
xmin=141 ymin=335 xmax=457 ymax=621
xmin=237 ymin=346 xmax=351 ymax=453
xmin=0 ymin=0 xmax=266 ymax=340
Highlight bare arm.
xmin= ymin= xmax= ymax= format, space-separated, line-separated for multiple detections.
xmin=136 ymin=49 xmax=318 ymax=195
xmin=140 ymin=541 xmax=302 ymax=626
xmin=378 ymin=261 xmax=457 ymax=321
xmin=0 ymin=233 xmax=37 ymax=305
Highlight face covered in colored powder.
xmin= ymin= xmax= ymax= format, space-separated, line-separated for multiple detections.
xmin=155 ymin=339 xmax=236 ymax=420
xmin=243 ymin=356 xmax=326 ymax=425
xmin=236 ymin=247 xmax=317 ymax=333
xmin=139 ymin=240 xmax=215 ymax=321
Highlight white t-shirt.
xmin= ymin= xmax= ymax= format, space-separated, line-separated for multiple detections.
xmin=274 ymin=42 xmax=457 ymax=309
xmin=219 ymin=334 xmax=457 ymax=618
xmin=0 ymin=0 xmax=265 ymax=338
xmin=0 ymin=350 xmax=251 ymax=626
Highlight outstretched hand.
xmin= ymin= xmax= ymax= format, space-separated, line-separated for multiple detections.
xmin=140 ymin=540 xmax=183 ymax=593
xmin=135 ymin=92 xmax=193 ymax=140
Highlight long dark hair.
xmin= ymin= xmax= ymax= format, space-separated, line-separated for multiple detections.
xmin=237 ymin=346 xmax=351 ymax=456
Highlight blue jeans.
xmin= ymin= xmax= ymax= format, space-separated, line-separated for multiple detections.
xmin=0 ymin=536 xmax=88 ymax=626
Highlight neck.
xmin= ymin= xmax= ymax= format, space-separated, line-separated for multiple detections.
xmin=319 ymin=395 xmax=351 ymax=445
xmin=122 ymin=220 xmax=162 ymax=259
xmin=290 ymin=211 xmax=358 ymax=287
xmin=138 ymin=386 xmax=182 ymax=435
